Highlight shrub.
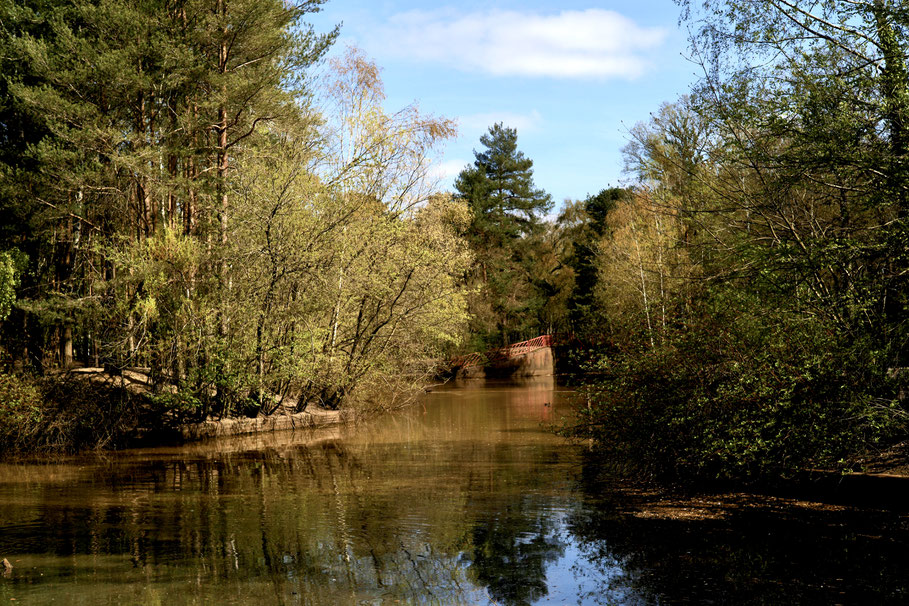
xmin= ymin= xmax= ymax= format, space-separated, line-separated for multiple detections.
xmin=569 ymin=298 xmax=905 ymax=483
xmin=0 ymin=371 xmax=44 ymax=452
xmin=0 ymin=371 xmax=146 ymax=454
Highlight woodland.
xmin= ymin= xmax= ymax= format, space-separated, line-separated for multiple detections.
xmin=1 ymin=0 xmax=909 ymax=482
xmin=0 ymin=0 xmax=472 ymax=449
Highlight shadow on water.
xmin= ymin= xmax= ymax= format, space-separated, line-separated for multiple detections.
xmin=1 ymin=376 xmax=909 ymax=604
xmin=568 ymin=450 xmax=909 ymax=605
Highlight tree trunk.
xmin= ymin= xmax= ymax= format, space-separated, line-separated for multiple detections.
xmin=874 ymin=0 xmax=909 ymax=217
xmin=630 ymin=219 xmax=654 ymax=347
xmin=217 ymin=0 xmax=229 ymax=338
xmin=60 ymin=324 xmax=73 ymax=369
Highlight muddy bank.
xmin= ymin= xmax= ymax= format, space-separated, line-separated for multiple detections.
xmin=177 ymin=406 xmax=345 ymax=441
xmin=64 ymin=366 xmax=350 ymax=442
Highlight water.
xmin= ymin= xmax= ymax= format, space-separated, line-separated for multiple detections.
xmin=1 ymin=377 xmax=909 ymax=604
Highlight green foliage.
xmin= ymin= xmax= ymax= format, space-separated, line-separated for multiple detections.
xmin=455 ymin=123 xmax=552 ymax=245
xmin=0 ymin=371 xmax=43 ymax=451
xmin=0 ymin=249 xmax=24 ymax=321
xmin=0 ymin=0 xmax=470 ymax=448
xmin=556 ymin=0 xmax=909 ymax=482
xmin=558 ymin=188 xmax=627 ymax=334
xmin=0 ymin=371 xmax=144 ymax=453
xmin=147 ymin=389 xmax=202 ymax=420
xmin=455 ymin=123 xmax=553 ymax=347
xmin=572 ymin=286 xmax=904 ymax=482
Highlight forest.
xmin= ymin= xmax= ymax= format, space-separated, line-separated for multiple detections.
xmin=1 ymin=0 xmax=908 ymax=482
xmin=0 ymin=0 xmax=472 ymax=449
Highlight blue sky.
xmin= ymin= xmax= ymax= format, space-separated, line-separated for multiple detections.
xmin=307 ymin=1 xmax=698 ymax=209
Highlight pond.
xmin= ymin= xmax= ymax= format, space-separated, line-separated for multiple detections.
xmin=1 ymin=377 xmax=909 ymax=604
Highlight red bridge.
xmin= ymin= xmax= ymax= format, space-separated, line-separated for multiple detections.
xmin=451 ymin=335 xmax=557 ymax=378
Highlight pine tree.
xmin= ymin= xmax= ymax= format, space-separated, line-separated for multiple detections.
xmin=0 ymin=0 xmax=335 ymax=374
xmin=456 ymin=123 xmax=551 ymax=247
xmin=454 ymin=123 xmax=552 ymax=347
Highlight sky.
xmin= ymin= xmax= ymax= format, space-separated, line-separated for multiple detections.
xmin=306 ymin=0 xmax=699 ymax=209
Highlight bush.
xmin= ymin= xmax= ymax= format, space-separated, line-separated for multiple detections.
xmin=569 ymin=297 xmax=906 ymax=483
xmin=0 ymin=371 xmax=145 ymax=454
xmin=0 ymin=371 xmax=44 ymax=452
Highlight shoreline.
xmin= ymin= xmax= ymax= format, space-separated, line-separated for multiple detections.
xmin=13 ymin=370 xmax=909 ymax=511
xmin=177 ymin=405 xmax=346 ymax=441
xmin=66 ymin=366 xmax=352 ymax=443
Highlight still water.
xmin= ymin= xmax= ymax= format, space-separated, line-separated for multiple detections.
xmin=2 ymin=378 xmax=909 ymax=605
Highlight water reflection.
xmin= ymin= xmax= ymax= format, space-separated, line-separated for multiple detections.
xmin=1 ymin=378 xmax=908 ymax=604
xmin=463 ymin=499 xmax=565 ymax=605
xmin=567 ymin=452 xmax=909 ymax=605
xmin=0 ymin=378 xmax=575 ymax=605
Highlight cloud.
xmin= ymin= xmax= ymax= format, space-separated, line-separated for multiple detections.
xmin=366 ymin=8 xmax=667 ymax=79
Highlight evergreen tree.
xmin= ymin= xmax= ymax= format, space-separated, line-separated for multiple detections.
xmin=454 ymin=123 xmax=552 ymax=347
xmin=560 ymin=187 xmax=626 ymax=334
xmin=0 ymin=0 xmax=335 ymax=379
xmin=456 ymin=123 xmax=551 ymax=247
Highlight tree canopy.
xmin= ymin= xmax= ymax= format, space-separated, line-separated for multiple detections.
xmin=454 ymin=123 xmax=552 ymax=347
xmin=561 ymin=0 xmax=909 ymax=481
xmin=0 ymin=2 xmax=471 ymax=450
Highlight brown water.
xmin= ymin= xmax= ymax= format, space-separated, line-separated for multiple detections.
xmin=2 ymin=377 xmax=909 ymax=605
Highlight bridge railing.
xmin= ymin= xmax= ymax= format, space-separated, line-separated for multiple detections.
xmin=451 ymin=335 xmax=555 ymax=369
xmin=503 ymin=335 xmax=552 ymax=356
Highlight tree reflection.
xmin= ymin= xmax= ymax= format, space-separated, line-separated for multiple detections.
xmin=463 ymin=501 xmax=565 ymax=606
xmin=0 ymin=382 xmax=587 ymax=605
xmin=567 ymin=453 xmax=909 ymax=605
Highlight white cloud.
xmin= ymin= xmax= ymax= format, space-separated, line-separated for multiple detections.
xmin=366 ymin=8 xmax=667 ymax=79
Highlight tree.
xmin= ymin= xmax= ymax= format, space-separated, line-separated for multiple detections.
xmin=0 ymin=0 xmax=335 ymax=372
xmin=565 ymin=1 xmax=909 ymax=482
xmin=595 ymin=189 xmax=694 ymax=346
xmin=454 ymin=124 xmax=552 ymax=347
xmin=0 ymin=250 xmax=23 ymax=323
xmin=215 ymin=49 xmax=468 ymax=412
xmin=678 ymin=0 xmax=909 ymax=359
xmin=558 ymin=187 xmax=628 ymax=335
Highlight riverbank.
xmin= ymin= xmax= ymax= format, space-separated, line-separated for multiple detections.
xmin=581 ymin=438 xmax=909 ymax=517
xmin=0 ymin=367 xmax=353 ymax=456
xmin=178 ymin=405 xmax=344 ymax=441
xmin=75 ymin=366 xmax=352 ymax=444
xmin=8 ymin=365 xmax=909 ymax=512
